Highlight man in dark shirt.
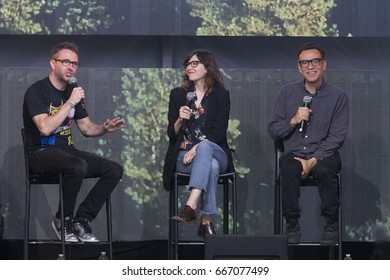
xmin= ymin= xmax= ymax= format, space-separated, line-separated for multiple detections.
xmin=23 ymin=42 xmax=125 ymax=243
xmin=268 ymin=42 xmax=349 ymax=245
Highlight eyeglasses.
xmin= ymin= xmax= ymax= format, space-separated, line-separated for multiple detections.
xmin=184 ymin=60 xmax=202 ymax=68
xmin=52 ymin=58 xmax=80 ymax=68
xmin=298 ymin=58 xmax=323 ymax=68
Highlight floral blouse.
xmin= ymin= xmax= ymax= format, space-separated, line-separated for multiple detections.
xmin=180 ymin=93 xmax=208 ymax=151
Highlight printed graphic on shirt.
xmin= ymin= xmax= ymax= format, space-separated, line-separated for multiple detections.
xmin=40 ymin=101 xmax=74 ymax=146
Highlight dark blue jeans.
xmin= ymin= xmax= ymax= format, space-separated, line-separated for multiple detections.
xmin=29 ymin=146 xmax=123 ymax=221
xmin=279 ymin=152 xmax=341 ymax=219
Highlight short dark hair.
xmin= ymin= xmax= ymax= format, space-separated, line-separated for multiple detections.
xmin=297 ymin=42 xmax=325 ymax=59
xmin=51 ymin=42 xmax=79 ymax=58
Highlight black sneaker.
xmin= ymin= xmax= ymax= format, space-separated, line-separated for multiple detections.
xmin=51 ymin=216 xmax=79 ymax=243
xmin=285 ymin=218 xmax=301 ymax=244
xmin=72 ymin=217 xmax=99 ymax=242
xmin=320 ymin=216 xmax=339 ymax=245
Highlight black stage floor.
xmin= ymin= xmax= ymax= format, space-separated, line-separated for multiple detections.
xmin=1 ymin=239 xmax=390 ymax=260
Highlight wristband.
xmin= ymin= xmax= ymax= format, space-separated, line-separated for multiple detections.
xmin=68 ymin=101 xmax=75 ymax=109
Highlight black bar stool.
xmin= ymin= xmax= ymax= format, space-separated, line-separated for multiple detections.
xmin=22 ymin=128 xmax=113 ymax=260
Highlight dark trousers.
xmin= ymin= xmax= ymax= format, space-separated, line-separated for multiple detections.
xmin=279 ymin=152 xmax=341 ymax=219
xmin=29 ymin=146 xmax=123 ymax=221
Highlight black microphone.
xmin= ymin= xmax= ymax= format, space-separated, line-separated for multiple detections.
xmin=68 ymin=77 xmax=86 ymax=110
xmin=299 ymin=95 xmax=312 ymax=132
xmin=182 ymin=92 xmax=195 ymax=129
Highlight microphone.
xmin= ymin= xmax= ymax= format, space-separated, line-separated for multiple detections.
xmin=299 ymin=95 xmax=312 ymax=132
xmin=68 ymin=77 xmax=86 ymax=110
xmin=182 ymin=92 xmax=195 ymax=129
xmin=186 ymin=91 xmax=195 ymax=106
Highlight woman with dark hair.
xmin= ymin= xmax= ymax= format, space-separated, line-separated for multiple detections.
xmin=163 ymin=49 xmax=234 ymax=238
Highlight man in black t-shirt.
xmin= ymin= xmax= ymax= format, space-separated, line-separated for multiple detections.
xmin=23 ymin=42 xmax=125 ymax=243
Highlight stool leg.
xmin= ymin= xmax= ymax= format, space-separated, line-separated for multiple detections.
xmin=59 ymin=174 xmax=66 ymax=259
xmin=173 ymin=174 xmax=179 ymax=259
xmin=168 ymin=190 xmax=172 ymax=259
xmin=338 ymin=174 xmax=342 ymax=259
xmin=168 ymin=189 xmax=177 ymax=260
xmin=274 ymin=177 xmax=282 ymax=234
xmin=232 ymin=174 xmax=237 ymax=235
xmin=24 ymin=180 xmax=31 ymax=260
xmin=106 ymin=195 xmax=113 ymax=260
xmin=223 ymin=178 xmax=229 ymax=234
xmin=275 ymin=175 xmax=283 ymax=235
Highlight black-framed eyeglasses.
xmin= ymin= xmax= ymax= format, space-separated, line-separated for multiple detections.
xmin=184 ymin=60 xmax=202 ymax=68
xmin=52 ymin=58 xmax=80 ymax=68
xmin=298 ymin=58 xmax=323 ymax=68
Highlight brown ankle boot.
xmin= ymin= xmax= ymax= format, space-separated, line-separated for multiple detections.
xmin=171 ymin=205 xmax=196 ymax=224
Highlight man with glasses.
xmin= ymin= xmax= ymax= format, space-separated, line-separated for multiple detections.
xmin=23 ymin=41 xmax=125 ymax=243
xmin=268 ymin=42 xmax=349 ymax=245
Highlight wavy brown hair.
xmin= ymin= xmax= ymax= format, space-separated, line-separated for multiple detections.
xmin=181 ymin=49 xmax=224 ymax=93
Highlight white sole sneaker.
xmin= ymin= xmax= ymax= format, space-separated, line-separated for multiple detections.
xmin=51 ymin=217 xmax=79 ymax=243
xmin=72 ymin=220 xmax=99 ymax=242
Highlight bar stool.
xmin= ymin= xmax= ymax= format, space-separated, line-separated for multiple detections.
xmin=22 ymin=128 xmax=113 ymax=260
xmin=273 ymin=140 xmax=342 ymax=259
xmin=168 ymin=171 xmax=237 ymax=260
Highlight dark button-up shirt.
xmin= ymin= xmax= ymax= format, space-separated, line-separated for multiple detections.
xmin=268 ymin=80 xmax=349 ymax=160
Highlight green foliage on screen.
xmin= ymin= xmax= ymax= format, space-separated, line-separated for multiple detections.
xmin=0 ymin=0 xmax=58 ymax=33
xmin=0 ymin=0 xmax=111 ymax=34
xmin=186 ymin=0 xmax=339 ymax=36
xmin=57 ymin=0 xmax=112 ymax=34
xmin=346 ymin=202 xmax=390 ymax=242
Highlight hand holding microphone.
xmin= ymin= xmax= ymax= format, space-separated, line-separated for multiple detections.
xmin=179 ymin=92 xmax=195 ymax=125
xmin=68 ymin=77 xmax=86 ymax=110
xmin=298 ymin=95 xmax=312 ymax=132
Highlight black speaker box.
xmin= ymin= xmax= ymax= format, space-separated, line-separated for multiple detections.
xmin=204 ymin=235 xmax=288 ymax=260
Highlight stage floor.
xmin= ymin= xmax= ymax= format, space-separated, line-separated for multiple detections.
xmin=1 ymin=239 xmax=389 ymax=260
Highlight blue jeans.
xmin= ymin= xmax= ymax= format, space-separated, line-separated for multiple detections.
xmin=176 ymin=141 xmax=228 ymax=214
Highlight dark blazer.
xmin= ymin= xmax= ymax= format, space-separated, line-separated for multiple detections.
xmin=162 ymin=86 xmax=234 ymax=191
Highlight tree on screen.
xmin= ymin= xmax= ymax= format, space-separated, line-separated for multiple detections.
xmin=0 ymin=0 xmax=57 ymax=33
xmin=0 ymin=0 xmax=111 ymax=34
xmin=186 ymin=0 xmax=339 ymax=36
xmin=57 ymin=0 xmax=112 ymax=34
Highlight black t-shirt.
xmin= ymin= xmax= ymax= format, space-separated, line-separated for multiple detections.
xmin=23 ymin=77 xmax=88 ymax=152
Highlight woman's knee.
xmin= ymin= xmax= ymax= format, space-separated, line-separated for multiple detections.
xmin=196 ymin=141 xmax=213 ymax=155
